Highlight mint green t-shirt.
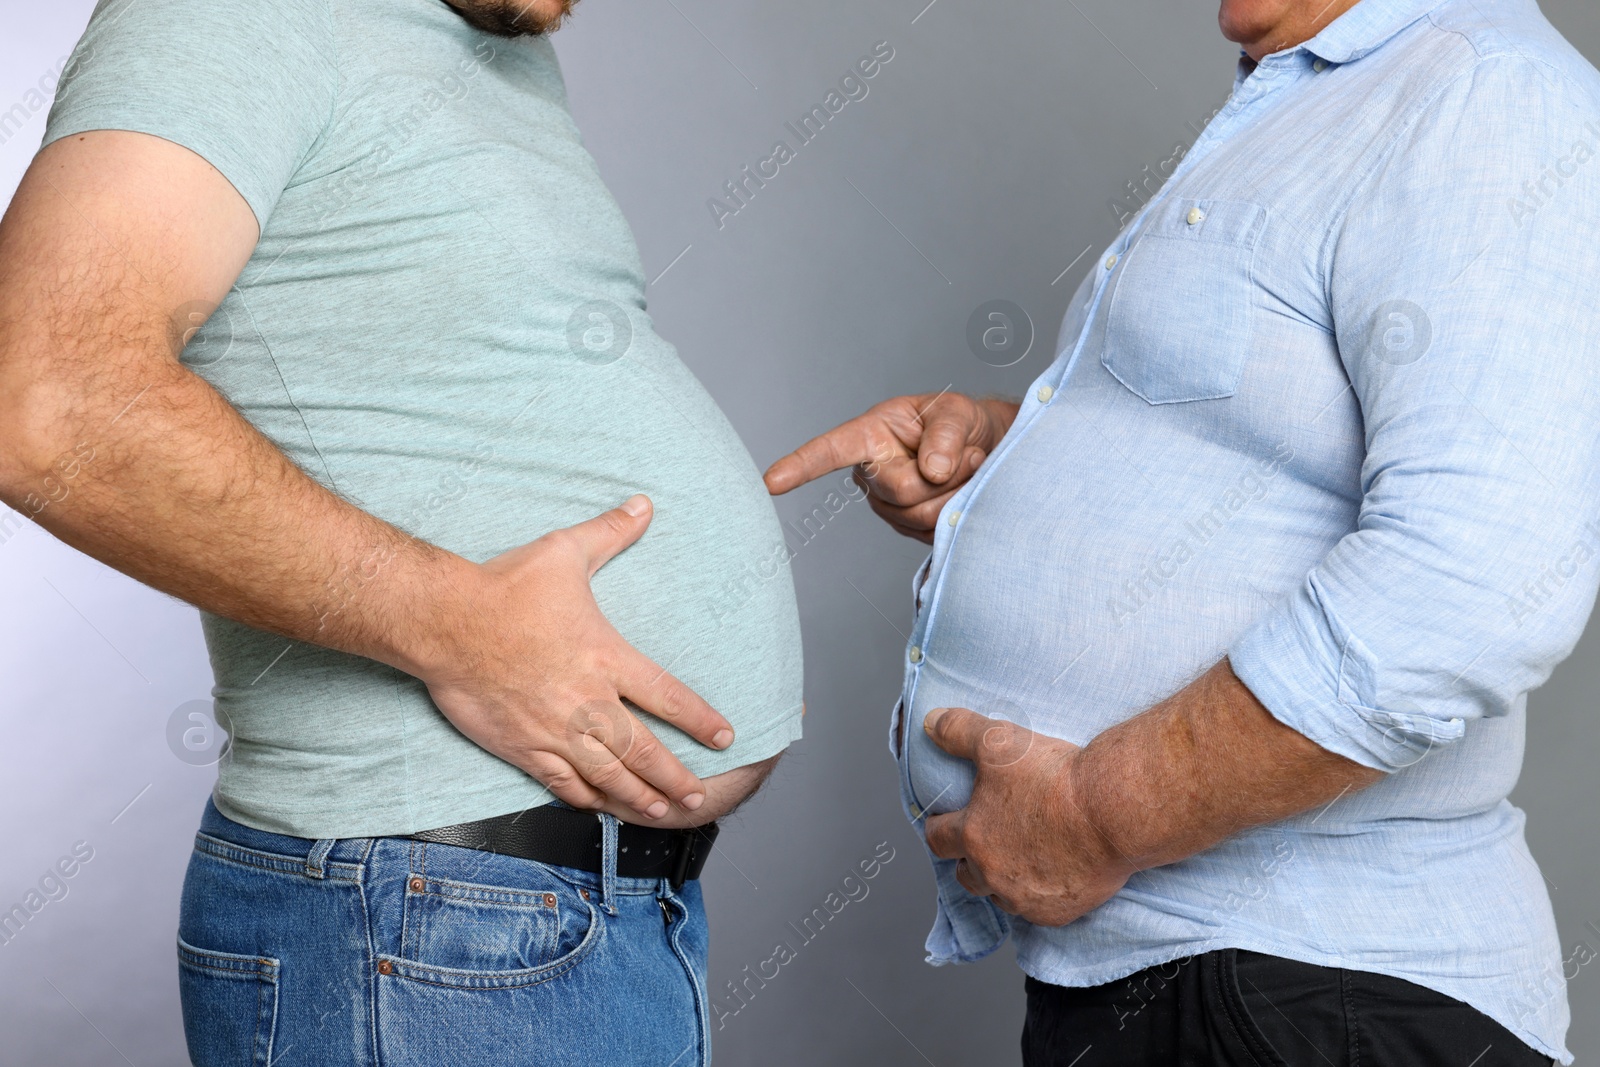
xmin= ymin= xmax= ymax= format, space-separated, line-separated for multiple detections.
xmin=45 ymin=0 xmax=804 ymax=837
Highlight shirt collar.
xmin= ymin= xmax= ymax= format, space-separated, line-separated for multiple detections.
xmin=1298 ymin=0 xmax=1447 ymax=64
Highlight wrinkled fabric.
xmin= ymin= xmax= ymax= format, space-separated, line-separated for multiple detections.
xmin=893 ymin=0 xmax=1600 ymax=1061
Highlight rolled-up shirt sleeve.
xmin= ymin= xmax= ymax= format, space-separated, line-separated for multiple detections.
xmin=1228 ymin=56 xmax=1600 ymax=772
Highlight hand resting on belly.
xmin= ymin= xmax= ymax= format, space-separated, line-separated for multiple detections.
xmin=600 ymin=754 xmax=782 ymax=829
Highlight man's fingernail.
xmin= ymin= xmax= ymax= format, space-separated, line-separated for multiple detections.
xmin=924 ymin=708 xmax=946 ymax=733
xmin=682 ymin=792 xmax=705 ymax=811
xmin=589 ymin=797 xmax=607 ymax=811
xmin=712 ymin=729 xmax=734 ymax=749
xmin=622 ymin=494 xmax=650 ymax=517
xmin=645 ymin=801 xmax=668 ymax=819
xmin=926 ymin=456 xmax=952 ymax=478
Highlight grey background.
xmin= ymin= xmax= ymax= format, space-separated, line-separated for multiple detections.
xmin=1 ymin=1 xmax=1597 ymax=1064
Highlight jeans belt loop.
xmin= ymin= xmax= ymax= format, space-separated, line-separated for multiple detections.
xmin=306 ymin=839 xmax=337 ymax=880
xmin=670 ymin=830 xmax=697 ymax=890
xmin=598 ymin=813 xmax=620 ymax=916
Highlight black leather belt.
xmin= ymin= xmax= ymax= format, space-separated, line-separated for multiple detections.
xmin=411 ymin=805 xmax=719 ymax=889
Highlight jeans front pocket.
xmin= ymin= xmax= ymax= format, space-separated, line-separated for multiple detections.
xmin=1218 ymin=949 xmax=1360 ymax=1067
xmin=376 ymin=878 xmax=700 ymax=1067
xmin=177 ymin=937 xmax=280 ymax=1067
xmin=1102 ymin=197 xmax=1268 ymax=404
xmin=399 ymin=868 xmax=596 ymax=981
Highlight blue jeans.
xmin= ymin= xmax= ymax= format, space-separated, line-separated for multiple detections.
xmin=177 ymin=799 xmax=712 ymax=1066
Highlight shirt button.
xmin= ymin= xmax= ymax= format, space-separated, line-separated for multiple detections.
xmin=1313 ymin=58 xmax=1328 ymax=72
xmin=947 ymin=510 xmax=961 ymax=527
xmin=1037 ymin=385 xmax=1055 ymax=403
xmin=1104 ymin=253 xmax=1118 ymax=270
xmin=909 ymin=646 xmax=924 ymax=664
xmin=1186 ymin=207 xmax=1205 ymax=226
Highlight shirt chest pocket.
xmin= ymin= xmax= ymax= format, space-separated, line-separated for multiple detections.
xmin=1101 ymin=198 xmax=1268 ymax=404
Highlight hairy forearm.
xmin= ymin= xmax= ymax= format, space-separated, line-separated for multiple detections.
xmin=0 ymin=131 xmax=749 ymax=821
xmin=1069 ymin=659 xmax=1384 ymax=872
xmin=0 ymin=356 xmax=464 ymax=678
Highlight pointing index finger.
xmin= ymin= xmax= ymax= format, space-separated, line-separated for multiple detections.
xmin=764 ymin=416 xmax=883 ymax=495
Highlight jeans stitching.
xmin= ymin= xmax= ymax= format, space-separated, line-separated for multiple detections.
xmin=177 ymin=937 xmax=281 ymax=975
xmin=180 ymin=957 xmax=273 ymax=977
xmin=177 ymin=938 xmax=279 ymax=1065
xmin=258 ymin=966 xmax=278 ymax=1067
xmin=663 ymin=887 xmax=709 ymax=1067
xmin=194 ymin=833 xmax=363 ymax=882
xmin=378 ymin=895 xmax=604 ymax=990
xmin=1215 ymin=953 xmax=1259 ymax=1063
xmin=1341 ymin=968 xmax=1359 ymax=1067
xmin=1217 ymin=952 xmax=1287 ymax=1067
xmin=401 ymin=841 xmax=420 ymax=964
xmin=358 ymin=861 xmax=380 ymax=1067
xmin=411 ymin=876 xmax=566 ymax=909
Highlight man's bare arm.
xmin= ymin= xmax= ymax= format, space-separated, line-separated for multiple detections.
xmin=923 ymin=660 xmax=1383 ymax=924
xmin=1069 ymin=660 xmax=1383 ymax=869
xmin=0 ymin=131 xmax=735 ymax=821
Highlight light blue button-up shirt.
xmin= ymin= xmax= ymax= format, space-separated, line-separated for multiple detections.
xmin=895 ymin=0 xmax=1600 ymax=1058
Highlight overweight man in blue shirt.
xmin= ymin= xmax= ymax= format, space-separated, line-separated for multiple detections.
xmin=771 ymin=0 xmax=1600 ymax=1062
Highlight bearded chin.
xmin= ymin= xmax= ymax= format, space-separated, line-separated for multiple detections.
xmin=445 ymin=0 xmax=575 ymax=38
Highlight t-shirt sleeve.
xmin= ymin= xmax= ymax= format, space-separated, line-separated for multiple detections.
xmin=43 ymin=0 xmax=340 ymax=228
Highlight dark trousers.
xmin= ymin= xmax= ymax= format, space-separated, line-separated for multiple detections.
xmin=1022 ymin=949 xmax=1555 ymax=1067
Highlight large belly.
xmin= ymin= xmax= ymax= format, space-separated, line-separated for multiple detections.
xmin=211 ymin=335 xmax=802 ymax=788
xmin=900 ymin=399 xmax=1341 ymax=817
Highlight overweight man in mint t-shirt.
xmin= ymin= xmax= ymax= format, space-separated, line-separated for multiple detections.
xmin=0 ymin=0 xmax=805 ymax=1063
